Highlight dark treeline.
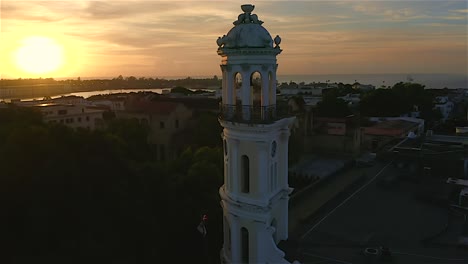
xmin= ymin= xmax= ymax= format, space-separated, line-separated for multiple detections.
xmin=0 ymin=78 xmax=58 ymax=86
xmin=315 ymin=82 xmax=446 ymax=124
xmin=0 ymin=106 xmax=223 ymax=263
xmin=360 ymin=82 xmax=435 ymax=118
xmin=1 ymin=76 xmax=222 ymax=90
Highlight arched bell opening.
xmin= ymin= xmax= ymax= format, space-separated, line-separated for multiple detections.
xmin=250 ymin=71 xmax=262 ymax=106
xmin=221 ymin=72 xmax=242 ymax=120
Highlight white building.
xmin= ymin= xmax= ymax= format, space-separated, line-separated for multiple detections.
xmin=434 ymin=96 xmax=454 ymax=121
xmin=352 ymin=83 xmax=375 ymax=91
xmin=279 ymin=85 xmax=324 ymax=97
xmin=51 ymin=95 xmax=89 ymax=105
xmin=35 ymin=103 xmax=105 ymax=130
xmin=217 ymin=4 xmax=296 ymax=264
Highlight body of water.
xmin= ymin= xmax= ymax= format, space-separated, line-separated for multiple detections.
xmin=59 ymin=88 xmax=169 ymax=99
xmin=65 ymin=73 xmax=467 ymax=89
xmin=16 ymin=88 xmax=169 ymax=102
xmin=14 ymin=73 xmax=467 ymax=102
xmin=21 ymin=88 xmax=209 ymax=101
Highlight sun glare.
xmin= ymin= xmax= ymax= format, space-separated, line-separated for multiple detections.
xmin=14 ymin=36 xmax=64 ymax=75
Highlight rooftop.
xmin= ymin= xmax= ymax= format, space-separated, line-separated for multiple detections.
xmin=364 ymin=120 xmax=419 ymax=137
xmin=125 ymin=100 xmax=180 ymax=115
xmin=371 ymin=120 xmax=418 ymax=130
xmin=34 ymin=103 xmax=73 ymax=107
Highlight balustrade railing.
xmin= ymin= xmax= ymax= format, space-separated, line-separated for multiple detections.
xmin=219 ymin=103 xmax=290 ymax=124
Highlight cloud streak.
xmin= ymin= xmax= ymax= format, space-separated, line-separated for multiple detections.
xmin=1 ymin=0 xmax=466 ymax=77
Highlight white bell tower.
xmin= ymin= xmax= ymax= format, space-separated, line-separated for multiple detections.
xmin=217 ymin=4 xmax=295 ymax=264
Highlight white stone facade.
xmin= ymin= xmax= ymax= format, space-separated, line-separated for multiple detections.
xmin=219 ymin=119 xmax=294 ymax=263
xmin=217 ymin=4 xmax=295 ymax=264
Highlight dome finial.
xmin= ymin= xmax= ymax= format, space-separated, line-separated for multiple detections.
xmin=241 ymin=4 xmax=255 ymax=13
xmin=234 ymin=4 xmax=263 ymax=25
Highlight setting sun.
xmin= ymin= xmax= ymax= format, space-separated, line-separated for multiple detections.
xmin=14 ymin=36 xmax=64 ymax=75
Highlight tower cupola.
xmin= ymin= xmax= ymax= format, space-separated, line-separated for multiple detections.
xmin=217 ymin=4 xmax=283 ymax=123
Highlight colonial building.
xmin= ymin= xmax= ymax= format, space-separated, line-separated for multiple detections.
xmin=217 ymin=4 xmax=296 ymax=264
xmin=35 ymin=103 xmax=105 ymax=130
xmin=118 ymin=97 xmax=192 ymax=161
xmin=362 ymin=117 xmax=424 ymax=152
xmin=305 ymin=115 xmax=361 ymax=157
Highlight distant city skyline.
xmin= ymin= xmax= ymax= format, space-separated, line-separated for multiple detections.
xmin=1 ymin=0 xmax=467 ymax=79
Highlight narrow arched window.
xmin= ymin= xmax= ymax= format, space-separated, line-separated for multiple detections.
xmin=241 ymin=155 xmax=250 ymax=193
xmin=241 ymin=227 xmax=249 ymax=263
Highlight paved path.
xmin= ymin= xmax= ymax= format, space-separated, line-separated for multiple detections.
xmin=288 ymin=161 xmax=388 ymax=236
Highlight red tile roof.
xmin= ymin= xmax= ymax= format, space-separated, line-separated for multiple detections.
xmin=363 ymin=120 xmax=418 ymax=137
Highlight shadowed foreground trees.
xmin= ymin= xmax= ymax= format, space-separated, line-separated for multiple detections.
xmin=0 ymin=106 xmax=223 ymax=263
xmin=315 ymin=96 xmax=352 ymax=118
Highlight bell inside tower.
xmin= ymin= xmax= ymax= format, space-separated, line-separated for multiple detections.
xmin=251 ymin=71 xmax=262 ymax=106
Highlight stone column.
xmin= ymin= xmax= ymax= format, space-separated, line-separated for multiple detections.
xmin=241 ymin=69 xmax=251 ymax=121
xmin=221 ymin=66 xmax=227 ymax=105
xmin=225 ymin=68 xmax=235 ymax=119
xmin=271 ymin=66 xmax=277 ymax=105
xmin=224 ymin=143 xmax=229 ymax=191
xmin=279 ymin=130 xmax=290 ymax=188
xmin=261 ymin=70 xmax=270 ymax=120
xmin=260 ymin=70 xmax=269 ymax=106
xmin=253 ymin=221 xmax=267 ymax=263
xmin=229 ymin=138 xmax=239 ymax=193
xmin=257 ymin=142 xmax=268 ymax=201
xmin=230 ymin=215 xmax=241 ymax=263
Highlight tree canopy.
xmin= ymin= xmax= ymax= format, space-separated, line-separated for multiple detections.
xmin=315 ymin=97 xmax=352 ymax=118
xmin=360 ymin=82 xmax=435 ymax=117
xmin=0 ymin=105 xmax=223 ymax=263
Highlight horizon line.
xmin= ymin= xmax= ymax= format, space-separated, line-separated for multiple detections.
xmin=2 ymin=72 xmax=467 ymax=81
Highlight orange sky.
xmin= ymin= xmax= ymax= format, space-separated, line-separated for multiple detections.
xmin=1 ymin=0 xmax=467 ymax=79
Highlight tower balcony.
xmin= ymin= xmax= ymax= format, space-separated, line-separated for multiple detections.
xmin=219 ymin=103 xmax=290 ymax=124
